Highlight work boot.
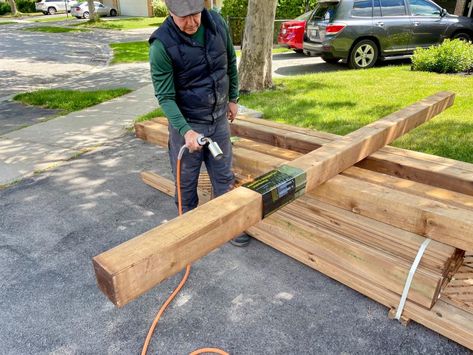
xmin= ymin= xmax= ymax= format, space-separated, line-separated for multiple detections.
xmin=230 ymin=233 xmax=251 ymax=247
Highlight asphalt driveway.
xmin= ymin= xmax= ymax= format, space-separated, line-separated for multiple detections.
xmin=0 ymin=134 xmax=469 ymax=354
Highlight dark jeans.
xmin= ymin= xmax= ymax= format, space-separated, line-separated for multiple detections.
xmin=168 ymin=117 xmax=235 ymax=213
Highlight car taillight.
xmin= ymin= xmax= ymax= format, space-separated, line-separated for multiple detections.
xmin=287 ymin=25 xmax=303 ymax=30
xmin=326 ymin=24 xmax=346 ymax=35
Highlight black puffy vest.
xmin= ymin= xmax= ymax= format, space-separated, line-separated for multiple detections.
xmin=149 ymin=9 xmax=229 ymax=124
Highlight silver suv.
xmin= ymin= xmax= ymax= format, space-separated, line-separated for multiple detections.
xmin=35 ymin=0 xmax=78 ymax=15
xmin=303 ymin=0 xmax=473 ymax=69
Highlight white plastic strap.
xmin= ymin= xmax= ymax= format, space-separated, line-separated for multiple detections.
xmin=395 ymin=238 xmax=432 ymax=321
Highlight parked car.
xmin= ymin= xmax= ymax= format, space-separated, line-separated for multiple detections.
xmin=35 ymin=0 xmax=78 ymax=15
xmin=277 ymin=11 xmax=312 ymax=53
xmin=303 ymin=0 xmax=473 ymax=69
xmin=70 ymin=1 xmax=118 ymax=19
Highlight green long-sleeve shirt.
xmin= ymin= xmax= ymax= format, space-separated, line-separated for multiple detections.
xmin=149 ymin=13 xmax=239 ymax=136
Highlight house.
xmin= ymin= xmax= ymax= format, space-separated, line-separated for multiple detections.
xmin=100 ymin=0 xmax=224 ymax=17
xmin=101 ymin=0 xmax=153 ymax=17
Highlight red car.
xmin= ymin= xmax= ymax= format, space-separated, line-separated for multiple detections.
xmin=277 ymin=11 xmax=312 ymax=53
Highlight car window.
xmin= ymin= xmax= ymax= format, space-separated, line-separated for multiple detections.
xmin=407 ymin=0 xmax=441 ymax=15
xmin=295 ymin=11 xmax=312 ymax=21
xmin=380 ymin=0 xmax=407 ymax=16
xmin=373 ymin=0 xmax=382 ymax=16
xmin=308 ymin=3 xmax=338 ymax=23
xmin=352 ymin=0 xmax=373 ymax=17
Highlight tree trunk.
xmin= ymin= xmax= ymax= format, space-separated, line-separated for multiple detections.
xmin=238 ymin=0 xmax=278 ymax=92
xmin=86 ymin=0 xmax=99 ymax=21
xmin=454 ymin=0 xmax=467 ymax=15
xmin=7 ymin=0 xmax=19 ymax=16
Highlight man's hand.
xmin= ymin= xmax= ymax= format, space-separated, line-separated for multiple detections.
xmin=227 ymin=102 xmax=238 ymax=122
xmin=184 ymin=130 xmax=202 ymax=153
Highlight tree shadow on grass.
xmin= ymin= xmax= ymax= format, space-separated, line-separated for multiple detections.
xmin=275 ymin=61 xmax=347 ymax=76
xmin=272 ymin=51 xmax=307 ymax=61
xmin=257 ymin=98 xmax=359 ymax=134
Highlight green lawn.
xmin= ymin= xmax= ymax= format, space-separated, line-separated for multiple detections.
xmin=0 ymin=21 xmax=16 ymax=25
xmin=136 ymin=108 xmax=165 ymax=123
xmin=110 ymin=41 xmax=149 ymax=64
xmin=110 ymin=42 xmax=292 ymax=64
xmin=23 ymin=25 xmax=88 ymax=33
xmin=76 ymin=17 xmax=165 ymax=30
xmin=14 ymin=88 xmax=132 ymax=113
xmin=240 ymin=65 xmax=473 ymax=163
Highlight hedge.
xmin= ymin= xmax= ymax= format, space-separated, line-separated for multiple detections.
xmin=222 ymin=0 xmax=317 ymax=45
xmin=412 ymin=39 xmax=473 ymax=74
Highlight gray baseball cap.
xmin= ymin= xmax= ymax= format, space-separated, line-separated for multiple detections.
xmin=165 ymin=0 xmax=205 ymax=17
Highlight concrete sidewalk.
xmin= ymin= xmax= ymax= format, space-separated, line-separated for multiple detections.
xmin=0 ymin=84 xmax=157 ymax=186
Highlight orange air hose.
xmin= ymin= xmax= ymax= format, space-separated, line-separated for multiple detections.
xmin=141 ymin=146 xmax=229 ymax=355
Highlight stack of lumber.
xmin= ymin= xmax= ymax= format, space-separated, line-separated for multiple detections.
xmin=441 ymin=251 xmax=473 ymax=313
xmin=134 ymin=115 xmax=473 ymax=349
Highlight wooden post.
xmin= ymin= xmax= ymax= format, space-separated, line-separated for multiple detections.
xmin=93 ymin=92 xmax=454 ymax=307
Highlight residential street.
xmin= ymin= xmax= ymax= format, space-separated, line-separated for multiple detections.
xmin=0 ymin=20 xmax=152 ymax=99
xmin=0 ymin=17 xmax=469 ymax=355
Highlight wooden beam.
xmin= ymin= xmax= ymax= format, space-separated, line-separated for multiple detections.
xmin=141 ymin=171 xmax=458 ymax=274
xmin=138 ymin=113 xmax=473 ymax=252
xmin=146 ymin=115 xmax=473 ymax=197
xmin=231 ymin=116 xmax=473 ymax=196
xmin=93 ymin=92 xmax=454 ymax=307
xmin=141 ymin=171 xmax=449 ymax=309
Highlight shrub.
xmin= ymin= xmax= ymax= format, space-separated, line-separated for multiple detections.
xmin=152 ymin=0 xmax=168 ymax=17
xmin=222 ymin=0 xmax=317 ymax=45
xmin=277 ymin=0 xmax=318 ymax=19
xmin=17 ymin=0 xmax=36 ymax=13
xmin=222 ymin=0 xmax=317 ymax=19
xmin=412 ymin=39 xmax=473 ymax=74
xmin=0 ymin=2 xmax=11 ymax=15
xmin=221 ymin=0 xmax=247 ymax=45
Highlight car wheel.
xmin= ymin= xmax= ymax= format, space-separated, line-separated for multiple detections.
xmin=47 ymin=7 xmax=56 ymax=15
xmin=452 ymin=32 xmax=472 ymax=42
xmin=349 ymin=39 xmax=378 ymax=69
xmin=83 ymin=11 xmax=89 ymax=19
xmin=110 ymin=9 xmax=117 ymax=16
xmin=321 ymin=56 xmax=340 ymax=64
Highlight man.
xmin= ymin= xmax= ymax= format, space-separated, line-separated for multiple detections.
xmin=149 ymin=0 xmax=250 ymax=246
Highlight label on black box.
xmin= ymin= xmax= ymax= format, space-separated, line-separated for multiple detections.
xmin=243 ymin=165 xmax=306 ymax=217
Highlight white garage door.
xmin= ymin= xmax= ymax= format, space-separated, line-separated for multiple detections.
xmin=119 ymin=0 xmax=150 ymax=16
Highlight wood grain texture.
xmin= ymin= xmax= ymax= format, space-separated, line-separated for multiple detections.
xmin=93 ymin=187 xmax=262 ymax=307
xmin=94 ymin=92 xmax=454 ymax=307
xmin=141 ymin=170 xmax=457 ymax=274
